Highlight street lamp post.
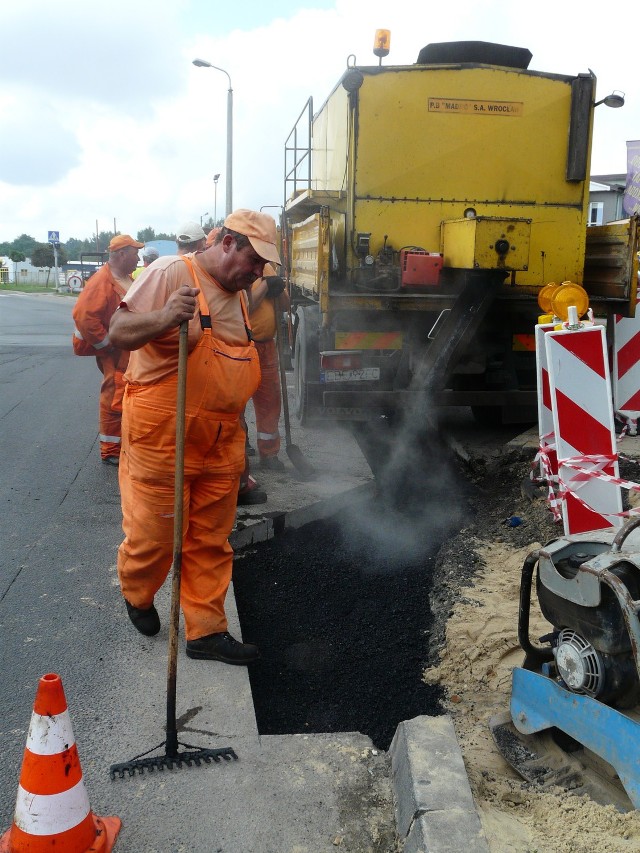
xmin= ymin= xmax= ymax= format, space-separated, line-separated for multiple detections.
xmin=200 ymin=212 xmax=209 ymax=227
xmin=193 ymin=60 xmax=233 ymax=216
xmin=213 ymin=174 xmax=220 ymax=225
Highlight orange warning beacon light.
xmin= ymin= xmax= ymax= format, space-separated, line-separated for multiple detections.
xmin=538 ymin=280 xmax=589 ymax=323
xmin=373 ymin=29 xmax=390 ymax=62
xmin=551 ymin=281 xmax=589 ymax=323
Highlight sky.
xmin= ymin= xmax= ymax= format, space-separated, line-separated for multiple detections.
xmin=0 ymin=0 xmax=638 ymax=245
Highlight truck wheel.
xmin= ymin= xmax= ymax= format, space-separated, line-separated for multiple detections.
xmin=293 ymin=306 xmax=319 ymax=425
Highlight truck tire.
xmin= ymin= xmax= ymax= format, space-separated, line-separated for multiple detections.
xmin=293 ymin=306 xmax=319 ymax=425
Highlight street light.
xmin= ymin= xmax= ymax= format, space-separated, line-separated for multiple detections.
xmin=213 ymin=174 xmax=220 ymax=225
xmin=200 ymin=212 xmax=209 ymax=227
xmin=193 ymin=59 xmax=233 ymax=216
xmin=594 ymin=90 xmax=625 ymax=109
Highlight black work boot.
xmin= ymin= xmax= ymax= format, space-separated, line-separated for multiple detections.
xmin=186 ymin=631 xmax=259 ymax=665
xmin=259 ymin=455 xmax=286 ymax=472
xmin=125 ymin=599 xmax=160 ymax=636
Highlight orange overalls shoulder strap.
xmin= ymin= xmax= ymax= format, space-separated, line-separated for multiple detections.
xmin=179 ymin=256 xmax=253 ymax=340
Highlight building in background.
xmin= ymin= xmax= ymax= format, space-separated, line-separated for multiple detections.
xmin=589 ymin=174 xmax=626 ymax=225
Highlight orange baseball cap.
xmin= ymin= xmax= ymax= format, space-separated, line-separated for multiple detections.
xmin=109 ymin=234 xmax=144 ymax=251
xmin=223 ymin=209 xmax=281 ymax=265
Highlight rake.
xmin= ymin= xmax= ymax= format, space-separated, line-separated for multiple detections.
xmin=110 ymin=320 xmax=238 ymax=779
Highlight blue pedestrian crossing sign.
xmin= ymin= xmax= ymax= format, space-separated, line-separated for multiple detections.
xmin=48 ymin=231 xmax=60 ymax=243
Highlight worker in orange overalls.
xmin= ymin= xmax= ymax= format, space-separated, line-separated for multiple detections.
xmin=247 ymin=262 xmax=290 ymax=471
xmin=109 ymin=210 xmax=281 ymax=665
xmin=72 ymin=234 xmax=143 ymax=465
xmin=204 ymin=226 xmax=268 ymax=505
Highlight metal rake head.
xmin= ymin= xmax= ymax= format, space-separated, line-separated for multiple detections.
xmin=110 ymin=745 xmax=238 ymax=780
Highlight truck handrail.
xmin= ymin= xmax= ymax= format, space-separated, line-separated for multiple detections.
xmin=284 ymin=97 xmax=313 ymax=202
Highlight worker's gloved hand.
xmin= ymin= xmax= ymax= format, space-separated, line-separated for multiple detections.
xmin=265 ymin=276 xmax=285 ymax=297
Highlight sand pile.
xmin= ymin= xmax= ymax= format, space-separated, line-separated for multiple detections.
xmin=425 ymin=536 xmax=640 ymax=852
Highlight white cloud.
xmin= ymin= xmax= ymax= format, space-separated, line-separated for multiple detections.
xmin=0 ymin=0 xmax=637 ymax=244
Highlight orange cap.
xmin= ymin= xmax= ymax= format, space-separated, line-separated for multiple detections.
xmin=109 ymin=234 xmax=144 ymax=251
xmin=223 ymin=209 xmax=281 ymax=265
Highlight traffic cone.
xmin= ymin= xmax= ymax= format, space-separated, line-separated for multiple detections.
xmin=0 ymin=673 xmax=121 ymax=852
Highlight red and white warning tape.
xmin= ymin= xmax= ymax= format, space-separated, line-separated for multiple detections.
xmin=533 ymin=447 xmax=640 ymax=522
xmin=531 ymin=438 xmax=562 ymax=521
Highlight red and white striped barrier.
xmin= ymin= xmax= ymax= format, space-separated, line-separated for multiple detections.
xmin=613 ymin=298 xmax=640 ymax=436
xmin=545 ymin=321 xmax=623 ymax=534
xmin=535 ymin=322 xmax=558 ymax=479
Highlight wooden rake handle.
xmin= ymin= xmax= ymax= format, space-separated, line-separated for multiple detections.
xmin=166 ymin=319 xmax=188 ymax=755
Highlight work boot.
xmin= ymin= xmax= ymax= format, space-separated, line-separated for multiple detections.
xmin=125 ymin=599 xmax=160 ymax=636
xmin=259 ymin=455 xmax=286 ymax=472
xmin=102 ymin=456 xmax=119 ymax=467
xmin=186 ymin=631 xmax=260 ymax=665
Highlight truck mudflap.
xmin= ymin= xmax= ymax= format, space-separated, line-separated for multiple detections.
xmin=584 ymin=215 xmax=640 ymax=316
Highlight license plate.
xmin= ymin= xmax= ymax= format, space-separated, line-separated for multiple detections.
xmin=321 ymin=367 xmax=380 ymax=383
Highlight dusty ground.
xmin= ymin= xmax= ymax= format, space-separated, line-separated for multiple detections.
xmin=425 ymin=445 xmax=640 ymax=853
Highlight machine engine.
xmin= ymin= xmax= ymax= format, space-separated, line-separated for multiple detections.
xmin=520 ymin=528 xmax=640 ymax=709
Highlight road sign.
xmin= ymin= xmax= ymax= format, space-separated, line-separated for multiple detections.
xmin=48 ymin=231 xmax=60 ymax=243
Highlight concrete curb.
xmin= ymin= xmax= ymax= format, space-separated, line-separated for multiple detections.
xmin=390 ymin=715 xmax=489 ymax=853
xmin=230 ymin=481 xmax=376 ymax=549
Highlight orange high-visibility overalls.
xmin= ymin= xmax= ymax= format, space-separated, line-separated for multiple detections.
xmin=72 ymin=264 xmax=129 ymax=459
xmin=117 ymin=283 xmax=260 ymax=640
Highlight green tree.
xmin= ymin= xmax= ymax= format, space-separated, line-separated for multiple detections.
xmin=0 ymin=235 xmax=37 ymax=257
xmin=31 ymin=243 xmax=68 ymax=286
xmin=137 ymin=227 xmax=156 ymax=243
xmin=14 ymin=234 xmax=38 ymax=257
xmin=65 ymin=237 xmax=95 ymax=260
xmin=9 ymin=250 xmax=25 ymax=285
xmin=32 ymin=244 xmax=53 ymax=267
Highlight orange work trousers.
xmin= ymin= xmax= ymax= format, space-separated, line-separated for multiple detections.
xmin=97 ymin=351 xmax=128 ymax=460
xmin=117 ymin=300 xmax=260 ymax=640
xmin=252 ymin=339 xmax=281 ymax=459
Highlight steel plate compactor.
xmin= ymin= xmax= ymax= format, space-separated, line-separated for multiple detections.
xmin=491 ymin=517 xmax=640 ymax=810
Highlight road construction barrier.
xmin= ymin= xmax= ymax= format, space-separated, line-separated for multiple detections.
xmin=613 ymin=300 xmax=640 ymax=436
xmin=0 ymin=673 xmax=121 ymax=853
xmin=534 ymin=321 xmax=560 ymax=512
xmin=545 ymin=320 xmax=623 ymax=535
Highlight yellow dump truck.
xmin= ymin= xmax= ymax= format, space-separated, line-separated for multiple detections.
xmin=283 ymin=38 xmax=639 ymax=425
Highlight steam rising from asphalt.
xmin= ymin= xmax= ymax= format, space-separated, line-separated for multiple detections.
xmin=343 ymin=404 xmax=467 ymax=574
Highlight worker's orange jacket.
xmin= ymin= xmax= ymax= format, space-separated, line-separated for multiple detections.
xmin=72 ymin=264 xmax=130 ymax=458
xmin=72 ymin=264 xmax=128 ymax=365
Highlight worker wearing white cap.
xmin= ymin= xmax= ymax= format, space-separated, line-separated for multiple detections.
xmin=176 ymin=221 xmax=206 ymax=255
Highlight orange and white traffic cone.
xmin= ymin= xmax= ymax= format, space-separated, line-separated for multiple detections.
xmin=0 ymin=673 xmax=121 ymax=853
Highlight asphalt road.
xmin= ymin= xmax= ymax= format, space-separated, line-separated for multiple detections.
xmin=0 ymin=291 xmax=130 ymax=825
